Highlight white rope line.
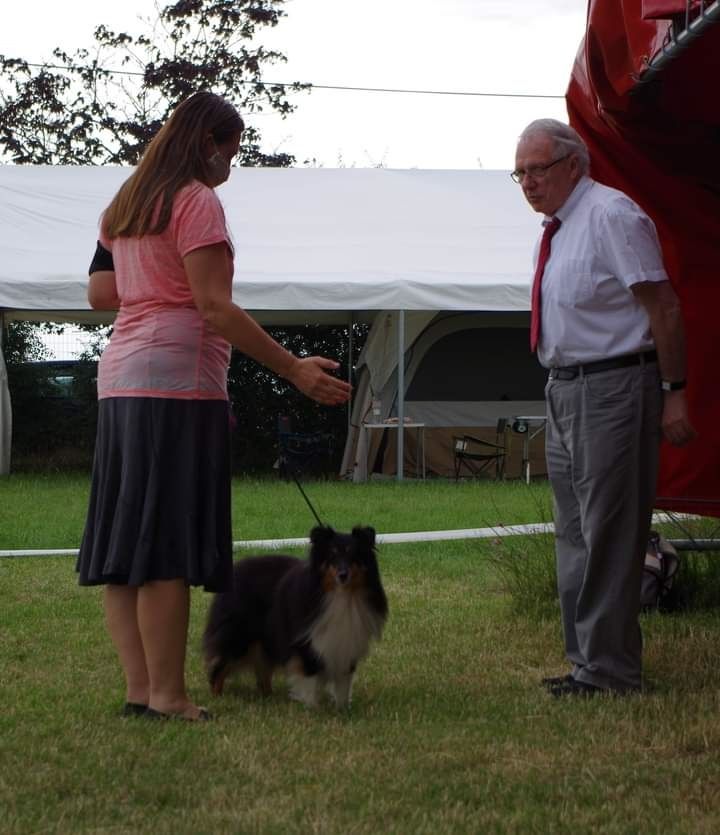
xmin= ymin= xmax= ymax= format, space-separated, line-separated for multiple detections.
xmin=0 ymin=523 xmax=552 ymax=557
xmin=0 ymin=513 xmax=686 ymax=558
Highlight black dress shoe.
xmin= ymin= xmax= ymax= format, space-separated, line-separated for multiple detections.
xmin=549 ymin=678 xmax=608 ymax=698
xmin=540 ymin=673 xmax=574 ymax=689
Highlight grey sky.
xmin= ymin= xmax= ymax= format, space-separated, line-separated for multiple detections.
xmin=0 ymin=0 xmax=587 ymax=168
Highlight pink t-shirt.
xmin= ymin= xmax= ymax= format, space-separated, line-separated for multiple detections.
xmin=97 ymin=181 xmax=232 ymax=400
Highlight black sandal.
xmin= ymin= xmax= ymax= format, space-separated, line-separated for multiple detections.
xmin=121 ymin=702 xmax=149 ymax=717
xmin=144 ymin=707 xmax=212 ymax=722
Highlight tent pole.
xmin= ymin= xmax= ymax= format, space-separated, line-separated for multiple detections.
xmin=0 ymin=311 xmax=10 ymax=476
xmin=396 ymin=309 xmax=405 ymax=481
xmin=347 ymin=311 xmax=353 ymax=441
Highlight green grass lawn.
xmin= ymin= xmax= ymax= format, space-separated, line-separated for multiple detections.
xmin=0 ymin=473 xmax=553 ymax=551
xmin=1 ymin=475 xmax=720 ymax=834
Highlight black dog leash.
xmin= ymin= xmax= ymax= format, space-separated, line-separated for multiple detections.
xmin=291 ymin=471 xmax=325 ymax=527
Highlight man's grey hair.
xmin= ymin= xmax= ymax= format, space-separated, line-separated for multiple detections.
xmin=519 ymin=119 xmax=590 ymax=174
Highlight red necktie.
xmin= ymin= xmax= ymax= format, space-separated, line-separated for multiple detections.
xmin=530 ymin=216 xmax=561 ymax=352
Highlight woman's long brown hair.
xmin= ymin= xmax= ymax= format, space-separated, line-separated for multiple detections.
xmin=102 ymin=92 xmax=244 ymax=239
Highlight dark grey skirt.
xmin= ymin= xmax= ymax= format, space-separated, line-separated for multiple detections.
xmin=77 ymin=397 xmax=233 ymax=592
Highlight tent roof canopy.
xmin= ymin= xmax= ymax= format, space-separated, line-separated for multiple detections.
xmin=0 ymin=166 xmax=539 ymax=323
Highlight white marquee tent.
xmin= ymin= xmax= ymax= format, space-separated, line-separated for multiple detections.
xmin=0 ymin=165 xmax=541 ymax=476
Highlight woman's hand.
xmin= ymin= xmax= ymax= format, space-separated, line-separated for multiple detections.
xmin=185 ymin=244 xmax=351 ymax=405
xmin=285 ymin=357 xmax=352 ymax=405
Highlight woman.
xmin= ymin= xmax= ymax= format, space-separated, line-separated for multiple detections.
xmin=77 ymin=92 xmax=350 ymax=722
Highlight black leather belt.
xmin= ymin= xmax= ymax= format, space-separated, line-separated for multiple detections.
xmin=549 ymin=350 xmax=658 ymax=381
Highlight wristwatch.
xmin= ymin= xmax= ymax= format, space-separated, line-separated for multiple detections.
xmin=661 ymin=379 xmax=686 ymax=392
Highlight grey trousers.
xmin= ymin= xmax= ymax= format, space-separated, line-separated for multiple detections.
xmin=545 ymin=360 xmax=662 ymax=691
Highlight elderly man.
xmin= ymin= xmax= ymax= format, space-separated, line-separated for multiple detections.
xmin=514 ymin=119 xmax=695 ymax=697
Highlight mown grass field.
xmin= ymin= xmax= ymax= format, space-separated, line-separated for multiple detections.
xmin=2 ymin=475 xmax=720 ymax=834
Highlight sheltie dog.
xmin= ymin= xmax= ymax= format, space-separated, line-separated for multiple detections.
xmin=202 ymin=525 xmax=388 ymax=709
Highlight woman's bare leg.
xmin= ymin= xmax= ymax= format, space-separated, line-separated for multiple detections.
xmin=137 ymin=579 xmax=205 ymax=719
xmin=104 ymin=585 xmax=150 ymax=706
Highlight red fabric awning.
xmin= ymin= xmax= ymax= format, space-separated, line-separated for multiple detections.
xmin=642 ymin=0 xmax=704 ymax=19
xmin=567 ymin=0 xmax=720 ymax=516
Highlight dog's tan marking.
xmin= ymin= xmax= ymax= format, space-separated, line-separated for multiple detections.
xmin=348 ymin=564 xmax=368 ymax=591
xmin=249 ymin=642 xmax=274 ymax=696
xmin=322 ymin=565 xmax=337 ymax=593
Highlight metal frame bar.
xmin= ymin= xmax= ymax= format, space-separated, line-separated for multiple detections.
xmin=396 ymin=310 xmax=405 ymax=481
xmin=637 ymin=0 xmax=720 ymax=86
xmin=347 ymin=311 xmax=354 ymax=442
xmin=669 ymin=539 xmax=720 ymax=551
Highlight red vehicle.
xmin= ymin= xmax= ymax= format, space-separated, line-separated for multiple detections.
xmin=568 ymin=0 xmax=720 ymax=516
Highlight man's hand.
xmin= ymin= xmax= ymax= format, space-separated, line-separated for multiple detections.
xmin=662 ymin=391 xmax=697 ymax=446
xmin=286 ymin=357 xmax=352 ymax=406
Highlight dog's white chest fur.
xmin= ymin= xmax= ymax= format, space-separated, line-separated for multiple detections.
xmin=308 ymin=589 xmax=384 ymax=675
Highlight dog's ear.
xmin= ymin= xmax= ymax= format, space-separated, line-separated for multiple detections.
xmin=352 ymin=526 xmax=376 ymax=549
xmin=310 ymin=525 xmax=335 ymax=547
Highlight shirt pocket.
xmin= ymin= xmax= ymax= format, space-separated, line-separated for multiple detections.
xmin=551 ymin=258 xmax=595 ymax=307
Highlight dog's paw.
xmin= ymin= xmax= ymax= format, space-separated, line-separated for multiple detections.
xmin=288 ymin=674 xmax=320 ymax=709
xmin=331 ymin=674 xmax=354 ymax=710
xmin=207 ymin=659 xmax=227 ymax=696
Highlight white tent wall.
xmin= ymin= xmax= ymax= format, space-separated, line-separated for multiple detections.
xmin=0 ymin=165 xmax=541 ymax=476
xmin=0 ymin=166 xmax=539 ymax=317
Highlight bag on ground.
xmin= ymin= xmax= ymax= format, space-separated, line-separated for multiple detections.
xmin=641 ymin=531 xmax=679 ymax=610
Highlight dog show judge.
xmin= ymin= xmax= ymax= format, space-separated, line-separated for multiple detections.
xmin=513 ymin=119 xmax=695 ymax=697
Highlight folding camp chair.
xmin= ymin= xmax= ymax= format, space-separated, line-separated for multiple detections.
xmin=453 ymin=418 xmax=508 ymax=481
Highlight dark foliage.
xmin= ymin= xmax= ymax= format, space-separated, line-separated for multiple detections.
xmin=0 ymin=0 xmax=304 ymax=167
xmin=6 ymin=357 xmax=99 ymax=471
xmin=228 ymin=324 xmax=368 ymax=474
xmin=2 ymin=321 xmax=52 ymax=365
xmin=5 ymin=323 xmax=368 ymax=474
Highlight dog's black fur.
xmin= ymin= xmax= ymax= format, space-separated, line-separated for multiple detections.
xmin=202 ymin=525 xmax=388 ymax=709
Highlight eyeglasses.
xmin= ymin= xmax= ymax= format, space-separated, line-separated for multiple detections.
xmin=510 ymin=155 xmax=569 ymax=184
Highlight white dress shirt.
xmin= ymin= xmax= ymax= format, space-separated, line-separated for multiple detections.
xmin=536 ymin=176 xmax=669 ymax=369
